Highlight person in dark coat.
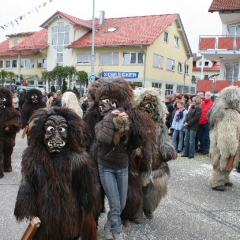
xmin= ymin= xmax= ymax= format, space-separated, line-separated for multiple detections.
xmin=181 ymin=96 xmax=202 ymax=159
xmin=51 ymin=93 xmax=61 ymax=107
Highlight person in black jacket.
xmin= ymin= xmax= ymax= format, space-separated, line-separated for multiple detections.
xmin=181 ymin=96 xmax=202 ymax=159
xmin=51 ymin=93 xmax=61 ymax=107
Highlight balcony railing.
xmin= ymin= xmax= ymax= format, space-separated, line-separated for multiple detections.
xmin=197 ymin=79 xmax=240 ymax=92
xmin=199 ymin=35 xmax=240 ymax=51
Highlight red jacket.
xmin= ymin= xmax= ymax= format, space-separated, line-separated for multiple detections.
xmin=199 ymin=99 xmax=214 ymax=124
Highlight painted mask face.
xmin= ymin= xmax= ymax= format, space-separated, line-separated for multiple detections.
xmin=139 ymin=94 xmax=159 ymax=120
xmin=99 ymin=97 xmax=118 ymax=116
xmin=0 ymin=97 xmax=6 ymax=109
xmin=31 ymin=94 xmax=38 ymax=103
xmin=44 ymin=115 xmax=68 ymax=153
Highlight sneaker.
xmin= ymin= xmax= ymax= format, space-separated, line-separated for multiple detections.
xmin=104 ymin=222 xmax=113 ymax=240
xmin=225 ymin=182 xmax=233 ymax=187
xmin=212 ymin=186 xmax=226 ymax=191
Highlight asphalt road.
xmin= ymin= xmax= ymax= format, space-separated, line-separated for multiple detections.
xmin=0 ymin=130 xmax=240 ymax=240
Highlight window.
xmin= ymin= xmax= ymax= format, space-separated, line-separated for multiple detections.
xmin=99 ymin=52 xmax=119 ymax=65
xmin=205 ymin=62 xmax=209 ymax=67
xmin=21 ymin=59 xmax=34 ymax=68
xmin=123 ymin=52 xmax=144 ymax=64
xmin=13 ymin=39 xmax=18 ymax=46
xmin=52 ymin=22 xmax=70 ymax=66
xmin=105 ymin=27 xmax=118 ymax=32
xmin=5 ymin=60 xmax=17 ymax=68
xmin=185 ymin=64 xmax=189 ymax=74
xmin=164 ymin=31 xmax=168 ymax=42
xmin=190 ymin=87 xmax=195 ymax=94
xmin=151 ymin=82 xmax=162 ymax=88
xmin=153 ymin=54 xmax=163 ymax=68
xmin=204 ymin=75 xmax=209 ymax=80
xmin=167 ymin=58 xmax=175 ymax=71
xmin=165 ymin=84 xmax=173 ymax=96
xmin=225 ymin=63 xmax=239 ymax=81
xmin=0 ymin=60 xmax=3 ymax=68
xmin=176 ymin=85 xmax=183 ymax=93
xmin=174 ymin=36 xmax=179 ymax=48
xmin=184 ymin=86 xmax=189 ymax=93
xmin=77 ymin=53 xmax=91 ymax=65
xmin=38 ymin=58 xmax=47 ymax=68
xmin=178 ymin=62 xmax=183 ymax=73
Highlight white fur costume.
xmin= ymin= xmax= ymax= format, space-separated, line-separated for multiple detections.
xmin=61 ymin=91 xmax=83 ymax=118
xmin=134 ymin=88 xmax=177 ymax=218
xmin=208 ymin=86 xmax=240 ymax=190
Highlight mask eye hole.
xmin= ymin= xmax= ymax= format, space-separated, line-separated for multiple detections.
xmin=101 ymin=99 xmax=110 ymax=104
xmin=46 ymin=126 xmax=54 ymax=133
xmin=111 ymin=102 xmax=117 ymax=108
xmin=58 ymin=127 xmax=66 ymax=133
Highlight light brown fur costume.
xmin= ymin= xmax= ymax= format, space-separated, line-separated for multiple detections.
xmin=134 ymin=87 xmax=177 ymax=219
xmin=208 ymin=86 xmax=240 ymax=190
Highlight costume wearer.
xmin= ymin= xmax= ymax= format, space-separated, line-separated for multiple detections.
xmin=182 ymin=98 xmax=202 ymax=158
xmin=198 ymin=96 xmax=213 ymax=153
xmin=134 ymin=88 xmax=177 ymax=220
xmin=0 ymin=88 xmax=21 ymax=178
xmin=84 ymin=78 xmax=155 ymax=239
xmin=61 ymin=91 xmax=83 ymax=118
xmin=21 ymin=89 xmax=46 ymax=129
xmin=14 ymin=107 xmax=102 ymax=240
xmin=208 ymin=86 xmax=240 ymax=191
xmin=171 ymin=102 xmax=188 ymax=152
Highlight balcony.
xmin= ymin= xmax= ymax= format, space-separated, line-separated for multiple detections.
xmin=197 ymin=79 xmax=240 ymax=92
xmin=199 ymin=35 xmax=240 ymax=60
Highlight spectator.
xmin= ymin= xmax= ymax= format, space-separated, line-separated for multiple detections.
xmin=81 ymin=92 xmax=89 ymax=116
xmin=18 ymin=89 xmax=27 ymax=111
xmin=51 ymin=93 xmax=61 ymax=107
xmin=197 ymin=91 xmax=214 ymax=154
xmin=181 ymin=96 xmax=202 ymax=159
xmin=12 ymin=92 xmax=19 ymax=111
xmin=42 ymin=91 xmax=48 ymax=103
xmin=165 ymin=96 xmax=174 ymax=129
xmin=171 ymin=100 xmax=188 ymax=153
xmin=182 ymin=95 xmax=189 ymax=109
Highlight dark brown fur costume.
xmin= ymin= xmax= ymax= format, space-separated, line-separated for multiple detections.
xmin=21 ymin=89 xmax=46 ymax=129
xmin=14 ymin=107 xmax=102 ymax=240
xmin=84 ymin=78 xmax=155 ymax=223
xmin=0 ymin=87 xmax=21 ymax=178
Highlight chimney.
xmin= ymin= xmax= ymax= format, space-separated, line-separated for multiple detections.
xmin=99 ymin=10 xmax=105 ymax=25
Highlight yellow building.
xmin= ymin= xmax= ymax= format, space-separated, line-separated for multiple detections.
xmin=0 ymin=10 xmax=194 ymax=97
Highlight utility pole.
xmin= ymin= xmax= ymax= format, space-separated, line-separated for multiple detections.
xmin=91 ymin=0 xmax=95 ymax=75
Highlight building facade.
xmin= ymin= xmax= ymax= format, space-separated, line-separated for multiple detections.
xmin=198 ymin=0 xmax=240 ymax=93
xmin=0 ymin=10 xmax=195 ymax=98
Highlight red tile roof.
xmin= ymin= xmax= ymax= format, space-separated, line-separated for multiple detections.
xmin=67 ymin=14 xmax=179 ymax=48
xmin=0 ymin=38 xmax=41 ymax=57
xmin=209 ymin=0 xmax=240 ymax=12
xmin=193 ymin=60 xmax=220 ymax=71
xmin=40 ymin=11 xmax=92 ymax=29
xmin=11 ymin=29 xmax=48 ymax=51
xmin=6 ymin=32 xmax=36 ymax=38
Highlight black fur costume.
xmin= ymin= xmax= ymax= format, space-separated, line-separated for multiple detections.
xmin=84 ymin=78 xmax=155 ymax=225
xmin=0 ymin=87 xmax=20 ymax=178
xmin=21 ymin=89 xmax=46 ymax=129
xmin=14 ymin=107 xmax=102 ymax=240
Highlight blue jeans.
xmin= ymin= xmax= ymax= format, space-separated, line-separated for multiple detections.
xmin=98 ymin=164 xmax=128 ymax=234
xmin=198 ymin=123 xmax=210 ymax=151
xmin=183 ymin=129 xmax=197 ymax=157
xmin=172 ymin=129 xmax=184 ymax=151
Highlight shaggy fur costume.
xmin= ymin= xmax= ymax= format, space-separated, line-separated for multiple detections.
xmin=14 ymin=107 xmax=102 ymax=240
xmin=0 ymin=87 xmax=21 ymax=178
xmin=208 ymin=86 xmax=240 ymax=190
xmin=61 ymin=91 xmax=83 ymax=118
xmin=84 ymin=78 xmax=156 ymax=224
xmin=21 ymin=89 xmax=46 ymax=129
xmin=134 ymin=88 xmax=177 ymax=218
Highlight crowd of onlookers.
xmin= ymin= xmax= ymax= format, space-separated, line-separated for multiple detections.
xmin=165 ymin=91 xmax=240 ymax=172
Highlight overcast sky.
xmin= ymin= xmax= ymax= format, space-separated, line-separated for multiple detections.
xmin=0 ymin=0 xmax=222 ymax=54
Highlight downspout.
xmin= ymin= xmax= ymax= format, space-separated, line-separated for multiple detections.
xmin=17 ymin=52 xmax=21 ymax=82
xmin=140 ymin=45 xmax=146 ymax=88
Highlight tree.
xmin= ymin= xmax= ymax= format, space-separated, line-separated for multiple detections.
xmin=0 ymin=70 xmax=8 ymax=86
xmin=73 ymin=85 xmax=80 ymax=99
xmin=75 ymin=70 xmax=88 ymax=85
xmin=52 ymin=66 xmax=68 ymax=90
xmin=51 ymin=85 xmax=56 ymax=92
xmin=192 ymin=75 xmax=197 ymax=84
xmin=65 ymin=66 xmax=76 ymax=89
xmin=61 ymin=80 xmax=67 ymax=93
